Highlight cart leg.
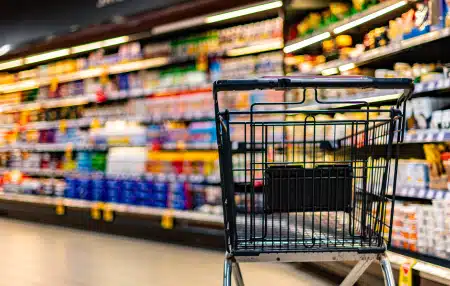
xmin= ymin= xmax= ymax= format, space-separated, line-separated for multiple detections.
xmin=232 ymin=261 xmax=245 ymax=286
xmin=379 ymin=253 xmax=395 ymax=286
xmin=340 ymin=258 xmax=374 ymax=286
xmin=224 ymin=257 xmax=233 ymax=286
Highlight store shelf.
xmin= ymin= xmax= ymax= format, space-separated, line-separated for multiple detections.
xmin=0 ymin=192 xmax=222 ymax=223
xmin=284 ymin=0 xmax=409 ymax=54
xmin=24 ymin=113 xmax=214 ymax=131
xmin=390 ymin=186 xmax=450 ymax=201
xmin=312 ymin=27 xmax=450 ymax=74
xmin=0 ymin=56 xmax=190 ymax=94
xmin=389 ymin=247 xmax=450 ymax=271
xmin=0 ymin=83 xmax=212 ymax=114
xmin=404 ymin=129 xmax=450 ymax=143
xmin=0 ymin=167 xmax=221 ymax=183
xmin=287 ymin=77 xmax=450 ymax=111
xmin=0 ymin=192 xmax=224 ymax=249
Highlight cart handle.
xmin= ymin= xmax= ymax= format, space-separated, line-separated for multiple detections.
xmin=213 ymin=76 xmax=414 ymax=105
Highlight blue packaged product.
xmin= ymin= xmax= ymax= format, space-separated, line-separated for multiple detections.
xmin=136 ymin=178 xmax=152 ymax=206
xmin=77 ymin=176 xmax=92 ymax=200
xmin=188 ymin=121 xmax=217 ymax=143
xmin=153 ymin=201 xmax=167 ymax=208
xmin=77 ymin=152 xmax=92 ymax=172
xmin=91 ymin=176 xmax=106 ymax=202
xmin=122 ymin=179 xmax=137 ymax=205
xmin=106 ymin=178 xmax=122 ymax=203
xmin=65 ymin=177 xmax=79 ymax=199
xmin=118 ymin=73 xmax=129 ymax=91
xmin=153 ymin=191 xmax=168 ymax=201
xmin=171 ymin=199 xmax=186 ymax=210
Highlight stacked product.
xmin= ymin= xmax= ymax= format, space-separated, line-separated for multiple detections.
xmin=392 ymin=200 xmax=450 ymax=259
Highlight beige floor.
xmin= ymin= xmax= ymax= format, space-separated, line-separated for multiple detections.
xmin=0 ymin=218 xmax=333 ymax=286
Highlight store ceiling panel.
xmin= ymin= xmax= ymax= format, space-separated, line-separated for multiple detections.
xmin=0 ymin=0 xmax=187 ymax=53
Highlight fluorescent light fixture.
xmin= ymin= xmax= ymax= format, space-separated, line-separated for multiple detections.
xmin=283 ymin=32 xmax=331 ymax=53
xmin=102 ymin=36 xmax=129 ymax=47
xmin=71 ymin=42 xmax=103 ymax=54
xmin=206 ymin=1 xmax=282 ymax=23
xmin=338 ymin=63 xmax=356 ymax=72
xmin=0 ymin=79 xmax=38 ymax=93
xmin=321 ymin=67 xmax=339 ymax=76
xmin=152 ymin=17 xmax=206 ymax=35
xmin=0 ymin=59 xmax=23 ymax=71
xmin=227 ymin=40 xmax=283 ymax=56
xmin=0 ymin=45 xmax=11 ymax=57
xmin=333 ymin=0 xmax=408 ymax=34
xmin=108 ymin=57 xmax=169 ymax=74
xmin=25 ymin=49 xmax=70 ymax=64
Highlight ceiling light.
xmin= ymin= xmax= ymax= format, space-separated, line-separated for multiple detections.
xmin=321 ymin=67 xmax=339 ymax=76
xmin=0 ymin=59 xmax=23 ymax=71
xmin=283 ymin=32 xmax=331 ymax=53
xmin=0 ymin=45 xmax=11 ymax=57
xmin=333 ymin=0 xmax=408 ymax=34
xmin=25 ymin=49 xmax=70 ymax=64
xmin=338 ymin=63 xmax=356 ymax=72
xmin=205 ymin=1 xmax=282 ymax=23
xmin=227 ymin=40 xmax=283 ymax=56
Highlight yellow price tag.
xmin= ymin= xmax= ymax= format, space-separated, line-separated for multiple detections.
xmin=161 ymin=210 xmax=174 ymax=230
xmin=100 ymin=67 xmax=109 ymax=85
xmin=176 ymin=141 xmax=186 ymax=150
xmin=90 ymin=118 xmax=101 ymax=130
xmin=103 ymin=204 xmax=114 ymax=222
xmin=56 ymin=202 xmax=65 ymax=215
xmin=399 ymin=259 xmax=416 ymax=286
xmin=91 ymin=202 xmax=103 ymax=220
xmin=59 ymin=120 xmax=67 ymax=134
xmin=50 ymin=77 xmax=59 ymax=92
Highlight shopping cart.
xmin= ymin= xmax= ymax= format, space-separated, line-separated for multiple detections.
xmin=213 ymin=76 xmax=413 ymax=286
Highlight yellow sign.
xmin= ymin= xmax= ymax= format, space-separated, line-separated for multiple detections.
xmin=50 ymin=77 xmax=59 ymax=92
xmin=399 ymin=260 xmax=416 ymax=286
xmin=103 ymin=204 xmax=114 ymax=222
xmin=161 ymin=210 xmax=174 ymax=230
xmin=91 ymin=203 xmax=103 ymax=220
xmin=59 ymin=120 xmax=67 ymax=134
xmin=90 ymin=118 xmax=101 ymax=130
xmin=55 ymin=202 xmax=65 ymax=216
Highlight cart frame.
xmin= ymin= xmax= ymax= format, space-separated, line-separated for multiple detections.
xmin=213 ymin=76 xmax=414 ymax=286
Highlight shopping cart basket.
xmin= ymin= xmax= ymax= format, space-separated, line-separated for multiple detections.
xmin=213 ymin=76 xmax=413 ymax=286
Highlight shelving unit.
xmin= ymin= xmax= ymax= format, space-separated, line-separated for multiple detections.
xmin=312 ymin=27 xmax=450 ymax=75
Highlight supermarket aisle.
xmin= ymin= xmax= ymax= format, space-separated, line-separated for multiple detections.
xmin=0 ymin=218 xmax=333 ymax=286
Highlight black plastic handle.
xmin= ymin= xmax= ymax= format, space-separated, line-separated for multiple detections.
xmin=213 ymin=76 xmax=413 ymax=91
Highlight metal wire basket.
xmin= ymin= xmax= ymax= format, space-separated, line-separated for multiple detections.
xmin=214 ymin=76 xmax=413 ymax=286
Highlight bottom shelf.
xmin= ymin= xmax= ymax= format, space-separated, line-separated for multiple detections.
xmin=0 ymin=192 xmax=224 ymax=249
xmin=389 ymin=247 xmax=450 ymax=270
xmin=0 ymin=193 xmax=449 ymax=284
